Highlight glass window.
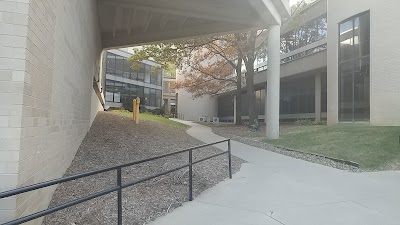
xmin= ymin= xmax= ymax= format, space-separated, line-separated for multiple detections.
xmin=106 ymin=53 xmax=116 ymax=75
xmin=137 ymin=72 xmax=145 ymax=82
xmin=105 ymin=79 xmax=114 ymax=102
xmin=144 ymin=88 xmax=150 ymax=106
xmin=339 ymin=11 xmax=370 ymax=122
xmin=280 ymin=76 xmax=315 ymax=115
xmin=339 ymin=61 xmax=353 ymax=121
xmin=115 ymin=55 xmax=124 ymax=77
xmin=137 ymin=86 xmax=144 ymax=103
xmin=316 ymin=16 xmax=327 ymax=40
xmin=307 ymin=20 xmax=318 ymax=43
xmin=157 ymin=70 xmax=162 ymax=86
xmin=156 ymin=90 xmax=162 ymax=108
xmin=130 ymin=72 xmax=137 ymax=80
xmin=129 ymin=84 xmax=137 ymax=97
xmin=340 ymin=20 xmax=354 ymax=62
xmin=145 ymin=65 xmax=151 ymax=72
xmin=281 ymin=14 xmax=327 ymax=54
xmin=123 ymin=58 xmax=131 ymax=79
xmin=150 ymin=88 xmax=156 ymax=107
xmin=355 ymin=13 xmax=370 ymax=58
xmin=145 ymin=71 xmax=151 ymax=83
xmin=130 ymin=63 xmax=138 ymax=80
xmin=120 ymin=83 xmax=129 ymax=103
xmin=150 ymin=70 xmax=158 ymax=85
xmin=353 ymin=57 xmax=370 ymax=120
xmin=105 ymin=92 xmax=113 ymax=102
xmin=297 ymin=27 xmax=308 ymax=48
xmin=113 ymin=81 xmax=123 ymax=103
xmin=280 ymin=36 xmax=288 ymax=53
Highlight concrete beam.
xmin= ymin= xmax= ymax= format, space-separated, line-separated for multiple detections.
xmin=102 ymin=21 xmax=251 ymax=49
xmin=99 ymin=0 xmax=256 ymax=26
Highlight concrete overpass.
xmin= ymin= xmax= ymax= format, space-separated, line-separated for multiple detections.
xmin=98 ymin=0 xmax=290 ymax=48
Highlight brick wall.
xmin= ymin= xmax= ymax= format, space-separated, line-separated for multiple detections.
xmin=0 ymin=0 xmax=103 ymax=224
xmin=0 ymin=0 xmax=30 ymax=222
xmin=327 ymin=0 xmax=400 ymax=125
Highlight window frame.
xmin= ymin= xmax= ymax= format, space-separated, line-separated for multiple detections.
xmin=337 ymin=10 xmax=370 ymax=122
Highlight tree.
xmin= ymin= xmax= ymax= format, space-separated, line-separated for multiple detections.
xmin=129 ymin=0 xmax=309 ymax=127
xmin=233 ymin=0 xmax=309 ymax=126
xmin=235 ymin=30 xmax=266 ymax=126
xmin=129 ymin=35 xmax=245 ymax=124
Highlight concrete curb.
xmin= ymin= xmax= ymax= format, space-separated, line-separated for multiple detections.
xmin=273 ymin=145 xmax=360 ymax=168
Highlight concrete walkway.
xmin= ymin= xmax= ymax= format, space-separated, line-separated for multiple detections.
xmin=149 ymin=121 xmax=400 ymax=225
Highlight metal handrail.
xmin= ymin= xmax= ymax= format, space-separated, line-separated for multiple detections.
xmin=0 ymin=139 xmax=232 ymax=225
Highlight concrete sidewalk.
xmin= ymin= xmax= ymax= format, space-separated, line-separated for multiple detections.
xmin=149 ymin=120 xmax=400 ymax=225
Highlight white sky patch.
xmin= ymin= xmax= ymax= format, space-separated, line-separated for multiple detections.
xmin=290 ymin=0 xmax=301 ymax=6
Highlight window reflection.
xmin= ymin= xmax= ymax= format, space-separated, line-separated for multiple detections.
xmin=105 ymin=80 xmax=162 ymax=108
xmin=339 ymin=12 xmax=370 ymax=121
xmin=105 ymin=51 xmax=163 ymax=108
xmin=280 ymin=76 xmax=315 ymax=115
xmin=280 ymin=14 xmax=327 ymax=54
xmin=105 ymin=52 xmax=162 ymax=86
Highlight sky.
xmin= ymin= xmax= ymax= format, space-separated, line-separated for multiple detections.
xmin=290 ymin=0 xmax=301 ymax=6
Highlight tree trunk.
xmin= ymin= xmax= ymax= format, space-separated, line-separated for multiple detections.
xmin=237 ymin=30 xmax=258 ymax=127
xmin=235 ymin=56 xmax=242 ymax=125
xmin=245 ymin=64 xmax=258 ymax=127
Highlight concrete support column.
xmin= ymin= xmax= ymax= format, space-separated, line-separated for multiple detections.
xmin=315 ymin=73 xmax=322 ymax=122
xmin=233 ymin=95 xmax=237 ymax=124
xmin=266 ymin=25 xmax=281 ymax=139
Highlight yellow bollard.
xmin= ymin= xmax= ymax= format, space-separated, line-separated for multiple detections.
xmin=135 ymin=97 xmax=140 ymax=124
xmin=132 ymin=99 xmax=136 ymax=121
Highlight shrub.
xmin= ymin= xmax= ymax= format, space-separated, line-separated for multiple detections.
xmin=294 ymin=119 xmax=326 ymax=126
xmin=138 ymin=106 xmax=165 ymax=116
xmin=150 ymin=108 xmax=165 ymax=115
xmin=139 ymin=105 xmax=149 ymax=113
xmin=122 ymin=99 xmax=134 ymax=112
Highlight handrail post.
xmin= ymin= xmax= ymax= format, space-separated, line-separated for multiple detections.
xmin=228 ymin=139 xmax=232 ymax=179
xmin=189 ymin=149 xmax=193 ymax=201
xmin=117 ymin=168 xmax=122 ymax=225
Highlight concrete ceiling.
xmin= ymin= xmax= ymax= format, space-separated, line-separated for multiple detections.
xmin=98 ymin=0 xmax=290 ymax=49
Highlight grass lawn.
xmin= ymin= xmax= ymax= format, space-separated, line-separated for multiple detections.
xmin=111 ymin=110 xmax=189 ymax=128
xmin=264 ymin=125 xmax=400 ymax=170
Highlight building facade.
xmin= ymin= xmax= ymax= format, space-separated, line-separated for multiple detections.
xmin=327 ymin=0 xmax=400 ymax=125
xmin=179 ymin=0 xmax=400 ymax=127
xmin=163 ymin=72 xmax=177 ymax=115
xmin=104 ymin=49 xmax=163 ymax=110
xmin=178 ymin=0 xmax=327 ymax=123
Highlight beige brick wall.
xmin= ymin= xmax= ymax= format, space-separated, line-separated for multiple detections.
xmin=327 ymin=0 xmax=400 ymax=125
xmin=0 ymin=0 xmax=103 ymax=224
xmin=0 ymin=0 xmax=29 ymax=222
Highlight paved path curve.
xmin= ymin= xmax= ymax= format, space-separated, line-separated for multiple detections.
xmin=149 ymin=121 xmax=400 ymax=225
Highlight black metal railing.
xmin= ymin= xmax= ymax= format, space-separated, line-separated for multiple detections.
xmin=0 ymin=139 xmax=232 ymax=225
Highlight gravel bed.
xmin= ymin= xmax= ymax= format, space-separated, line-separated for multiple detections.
xmin=43 ymin=112 xmax=244 ymax=225
xmin=209 ymin=124 xmax=359 ymax=172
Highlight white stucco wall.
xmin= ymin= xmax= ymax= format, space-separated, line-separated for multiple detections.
xmin=176 ymin=69 xmax=217 ymax=121
xmin=0 ymin=0 xmax=103 ymax=223
xmin=177 ymin=89 xmax=218 ymax=122
xmin=327 ymin=0 xmax=400 ymax=125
